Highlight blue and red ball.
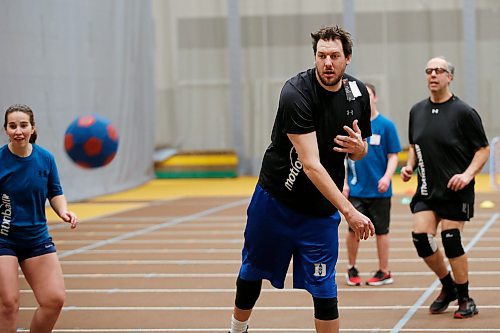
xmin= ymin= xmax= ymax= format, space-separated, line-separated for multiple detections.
xmin=64 ymin=115 xmax=119 ymax=169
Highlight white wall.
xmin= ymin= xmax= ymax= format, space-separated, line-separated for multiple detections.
xmin=153 ymin=0 xmax=500 ymax=174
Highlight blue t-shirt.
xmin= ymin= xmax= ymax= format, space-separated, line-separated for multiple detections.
xmin=347 ymin=114 xmax=402 ymax=198
xmin=0 ymin=144 xmax=63 ymax=246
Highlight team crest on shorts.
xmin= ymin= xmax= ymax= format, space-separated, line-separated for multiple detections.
xmin=314 ymin=263 xmax=327 ymax=277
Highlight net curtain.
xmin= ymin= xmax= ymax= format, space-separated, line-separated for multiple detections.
xmin=0 ymin=0 xmax=155 ymax=201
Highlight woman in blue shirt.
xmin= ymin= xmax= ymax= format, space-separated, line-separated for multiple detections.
xmin=0 ymin=104 xmax=77 ymax=333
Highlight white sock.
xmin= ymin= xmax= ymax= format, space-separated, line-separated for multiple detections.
xmin=230 ymin=314 xmax=249 ymax=333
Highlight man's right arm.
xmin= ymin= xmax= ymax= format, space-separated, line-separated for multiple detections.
xmin=288 ymin=131 xmax=374 ymax=240
xmin=400 ymin=144 xmax=416 ymax=182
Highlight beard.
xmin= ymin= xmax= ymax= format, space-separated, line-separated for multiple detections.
xmin=317 ymin=66 xmax=345 ymax=88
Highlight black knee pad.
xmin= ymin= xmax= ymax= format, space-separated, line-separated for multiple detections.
xmin=412 ymin=232 xmax=438 ymax=258
xmin=313 ymin=297 xmax=338 ymax=320
xmin=441 ymin=229 xmax=465 ymax=258
xmin=235 ymin=277 xmax=262 ymax=310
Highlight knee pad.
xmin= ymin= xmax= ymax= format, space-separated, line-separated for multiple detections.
xmin=412 ymin=232 xmax=438 ymax=258
xmin=235 ymin=277 xmax=262 ymax=310
xmin=313 ymin=297 xmax=338 ymax=321
xmin=441 ymin=229 xmax=465 ymax=258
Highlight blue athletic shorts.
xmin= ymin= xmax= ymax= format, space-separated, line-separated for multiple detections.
xmin=0 ymin=240 xmax=57 ymax=262
xmin=239 ymin=184 xmax=341 ymax=298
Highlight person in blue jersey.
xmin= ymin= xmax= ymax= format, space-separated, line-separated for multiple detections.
xmin=0 ymin=105 xmax=78 ymax=333
xmin=401 ymin=57 xmax=489 ymax=319
xmin=228 ymin=25 xmax=375 ymax=333
xmin=343 ymin=83 xmax=402 ymax=287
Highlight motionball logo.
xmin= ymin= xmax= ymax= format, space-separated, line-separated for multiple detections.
xmin=284 ymin=147 xmax=302 ymax=191
xmin=0 ymin=194 xmax=12 ymax=237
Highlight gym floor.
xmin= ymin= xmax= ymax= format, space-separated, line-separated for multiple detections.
xmin=17 ymin=175 xmax=500 ymax=332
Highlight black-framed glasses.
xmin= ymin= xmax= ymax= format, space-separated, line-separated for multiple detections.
xmin=425 ymin=67 xmax=448 ymax=75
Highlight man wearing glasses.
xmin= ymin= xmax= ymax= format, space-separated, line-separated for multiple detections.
xmin=401 ymin=56 xmax=489 ymax=318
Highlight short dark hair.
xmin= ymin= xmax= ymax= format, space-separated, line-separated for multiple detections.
xmin=4 ymin=104 xmax=38 ymax=143
xmin=365 ymin=82 xmax=376 ymax=97
xmin=310 ymin=25 xmax=353 ymax=58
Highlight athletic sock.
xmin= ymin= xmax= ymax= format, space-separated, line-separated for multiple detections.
xmin=230 ymin=315 xmax=248 ymax=333
xmin=456 ymin=281 xmax=470 ymax=300
xmin=440 ymin=272 xmax=455 ymax=290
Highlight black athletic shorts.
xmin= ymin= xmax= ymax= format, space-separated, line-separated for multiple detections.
xmin=348 ymin=197 xmax=391 ymax=235
xmin=410 ymin=199 xmax=473 ymax=221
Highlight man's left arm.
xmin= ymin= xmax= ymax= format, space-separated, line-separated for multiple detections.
xmin=448 ymin=146 xmax=490 ymax=191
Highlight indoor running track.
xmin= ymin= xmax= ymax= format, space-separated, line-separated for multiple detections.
xmin=16 ymin=178 xmax=500 ymax=332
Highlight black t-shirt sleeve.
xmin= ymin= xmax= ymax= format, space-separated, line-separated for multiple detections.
xmin=358 ymin=84 xmax=372 ymax=139
xmin=408 ymin=108 xmax=415 ymax=144
xmin=461 ymin=108 xmax=489 ymax=151
xmin=280 ymin=81 xmax=315 ymax=134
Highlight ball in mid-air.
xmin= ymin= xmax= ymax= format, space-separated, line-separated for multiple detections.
xmin=64 ymin=115 xmax=119 ymax=168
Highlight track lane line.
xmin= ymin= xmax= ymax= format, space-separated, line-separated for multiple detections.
xmin=57 ymin=198 xmax=249 ymax=259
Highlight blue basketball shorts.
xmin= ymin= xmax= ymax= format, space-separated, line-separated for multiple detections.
xmin=239 ymin=184 xmax=341 ymax=298
xmin=0 ymin=240 xmax=57 ymax=262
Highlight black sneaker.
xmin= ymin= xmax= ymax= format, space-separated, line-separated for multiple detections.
xmin=429 ymin=286 xmax=458 ymax=314
xmin=454 ymin=297 xmax=478 ymax=319
xmin=345 ymin=266 xmax=362 ymax=286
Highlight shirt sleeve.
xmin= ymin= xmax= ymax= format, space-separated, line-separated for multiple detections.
xmin=358 ymin=84 xmax=372 ymax=139
xmin=47 ymin=154 xmax=63 ymax=199
xmin=386 ymin=120 xmax=402 ymax=153
xmin=462 ymin=108 xmax=489 ymax=151
xmin=280 ymin=81 xmax=315 ymax=134
xmin=408 ymin=109 xmax=414 ymax=145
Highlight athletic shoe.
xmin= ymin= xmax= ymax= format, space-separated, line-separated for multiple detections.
xmin=366 ymin=270 xmax=394 ymax=286
xmin=228 ymin=326 xmax=248 ymax=333
xmin=429 ymin=286 xmax=458 ymax=314
xmin=454 ymin=297 xmax=478 ymax=319
xmin=346 ymin=266 xmax=362 ymax=286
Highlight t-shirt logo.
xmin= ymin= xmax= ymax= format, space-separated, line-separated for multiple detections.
xmin=1 ymin=193 xmax=12 ymax=237
xmin=38 ymin=170 xmax=48 ymax=178
xmin=415 ymin=144 xmax=428 ymax=196
xmin=284 ymin=147 xmax=302 ymax=191
xmin=431 ymin=108 xmax=439 ymax=114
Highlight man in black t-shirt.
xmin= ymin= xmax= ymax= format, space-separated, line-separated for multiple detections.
xmin=401 ymin=56 xmax=489 ymax=319
xmin=228 ymin=25 xmax=374 ymax=333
